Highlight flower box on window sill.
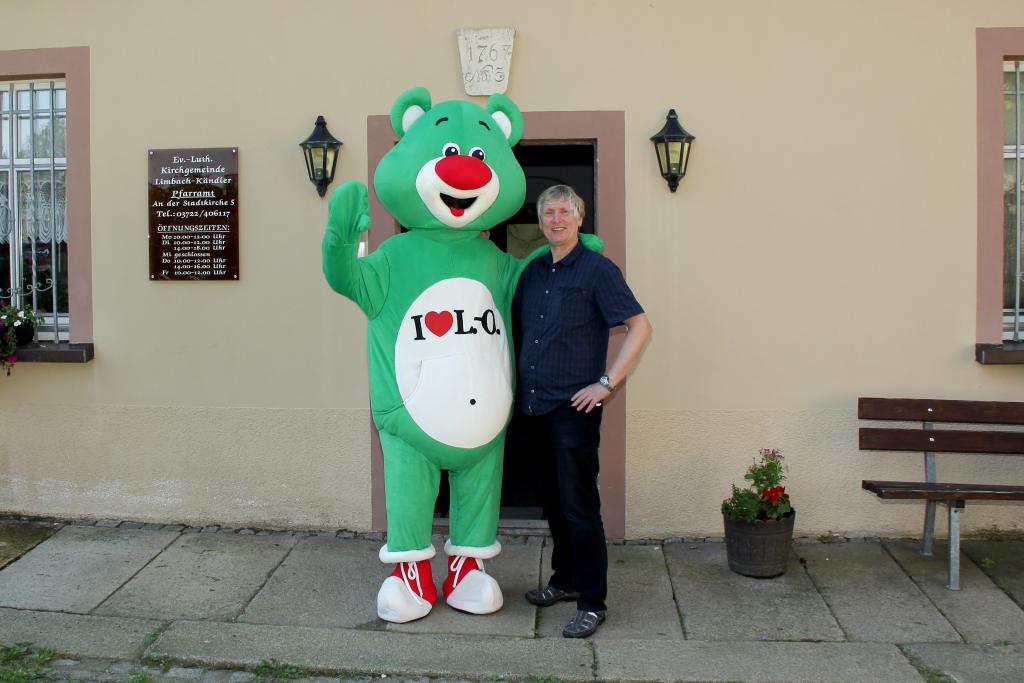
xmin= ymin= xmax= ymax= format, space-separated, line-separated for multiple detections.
xmin=16 ymin=342 xmax=94 ymax=364
xmin=975 ymin=342 xmax=1024 ymax=364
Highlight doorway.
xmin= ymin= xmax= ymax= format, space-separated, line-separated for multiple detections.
xmin=431 ymin=142 xmax=597 ymax=522
xmin=490 ymin=142 xmax=597 ymax=522
xmin=366 ymin=110 xmax=628 ymax=538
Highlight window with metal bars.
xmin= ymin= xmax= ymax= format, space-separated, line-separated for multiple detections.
xmin=1004 ymin=62 xmax=1024 ymax=341
xmin=0 ymin=79 xmax=68 ymax=342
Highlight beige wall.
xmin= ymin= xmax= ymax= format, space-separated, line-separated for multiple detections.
xmin=2 ymin=0 xmax=1024 ymax=536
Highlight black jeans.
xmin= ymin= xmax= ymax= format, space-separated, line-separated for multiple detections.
xmin=521 ymin=402 xmax=607 ymax=612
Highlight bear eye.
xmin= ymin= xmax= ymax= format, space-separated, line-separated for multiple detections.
xmin=469 ymin=147 xmax=485 ymax=161
xmin=442 ymin=142 xmax=460 ymax=157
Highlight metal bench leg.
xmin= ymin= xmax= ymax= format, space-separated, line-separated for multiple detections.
xmin=922 ymin=501 xmax=936 ymax=556
xmin=946 ymin=500 xmax=964 ymax=591
xmin=921 ymin=446 xmax=936 ymax=556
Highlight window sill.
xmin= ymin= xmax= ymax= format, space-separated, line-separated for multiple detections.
xmin=16 ymin=342 xmax=94 ymax=364
xmin=975 ymin=342 xmax=1024 ymax=364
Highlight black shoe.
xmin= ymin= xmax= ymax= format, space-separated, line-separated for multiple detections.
xmin=562 ymin=609 xmax=606 ymax=638
xmin=525 ymin=584 xmax=580 ymax=607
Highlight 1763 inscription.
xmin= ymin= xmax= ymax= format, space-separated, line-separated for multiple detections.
xmin=457 ymin=27 xmax=515 ymax=96
xmin=148 ymin=147 xmax=239 ymax=281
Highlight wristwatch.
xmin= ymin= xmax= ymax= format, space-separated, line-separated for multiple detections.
xmin=598 ymin=375 xmax=616 ymax=392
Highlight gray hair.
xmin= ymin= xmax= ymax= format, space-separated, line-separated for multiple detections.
xmin=536 ymin=185 xmax=585 ymax=221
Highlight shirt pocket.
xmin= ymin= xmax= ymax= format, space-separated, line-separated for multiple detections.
xmin=559 ymin=286 xmax=594 ymax=328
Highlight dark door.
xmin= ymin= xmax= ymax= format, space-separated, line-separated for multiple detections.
xmin=434 ymin=142 xmax=596 ymax=522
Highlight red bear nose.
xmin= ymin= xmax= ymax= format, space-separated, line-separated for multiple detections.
xmin=435 ymin=154 xmax=492 ymax=191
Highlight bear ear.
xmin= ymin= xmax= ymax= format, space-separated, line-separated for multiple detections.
xmin=486 ymin=93 xmax=524 ymax=146
xmin=390 ymin=87 xmax=432 ymax=138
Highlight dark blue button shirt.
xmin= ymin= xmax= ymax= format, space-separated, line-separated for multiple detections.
xmin=513 ymin=240 xmax=644 ymax=416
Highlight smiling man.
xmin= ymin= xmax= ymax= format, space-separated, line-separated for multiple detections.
xmin=512 ymin=184 xmax=652 ymax=638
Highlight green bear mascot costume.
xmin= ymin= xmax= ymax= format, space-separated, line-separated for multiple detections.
xmin=323 ymin=87 xmax=538 ymax=623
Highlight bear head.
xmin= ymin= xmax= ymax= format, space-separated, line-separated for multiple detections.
xmin=374 ymin=87 xmax=526 ymax=232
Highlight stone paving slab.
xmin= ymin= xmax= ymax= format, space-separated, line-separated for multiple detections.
xmin=595 ymin=639 xmax=924 ymax=682
xmin=664 ymin=543 xmax=844 ymax=641
xmin=0 ymin=520 xmax=58 ymax=568
xmin=147 ymin=620 xmax=595 ymax=681
xmin=798 ymin=543 xmax=960 ymax=643
xmin=239 ymin=537 xmax=381 ymax=629
xmin=95 ymin=532 xmax=297 ymax=621
xmin=388 ymin=536 xmax=542 ymax=637
xmin=884 ymin=540 xmax=1024 ymax=644
xmin=537 ymin=543 xmax=683 ymax=640
xmin=0 ymin=607 xmax=163 ymax=659
xmin=17 ymin=656 xmax=261 ymax=683
xmin=903 ymin=642 xmax=1024 ymax=683
xmin=963 ymin=540 xmax=1024 ymax=606
xmin=0 ymin=526 xmax=180 ymax=612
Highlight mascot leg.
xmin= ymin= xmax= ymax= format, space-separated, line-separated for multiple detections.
xmin=377 ymin=432 xmax=441 ymax=623
xmin=442 ymin=443 xmax=504 ymax=615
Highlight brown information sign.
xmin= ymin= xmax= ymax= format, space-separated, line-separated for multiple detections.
xmin=148 ymin=147 xmax=239 ymax=281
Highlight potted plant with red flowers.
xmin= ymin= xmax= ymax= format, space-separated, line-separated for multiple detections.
xmin=721 ymin=447 xmax=795 ymax=577
xmin=0 ymin=305 xmax=41 ymax=376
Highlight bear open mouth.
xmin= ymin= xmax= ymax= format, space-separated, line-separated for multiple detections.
xmin=441 ymin=193 xmax=477 ymax=217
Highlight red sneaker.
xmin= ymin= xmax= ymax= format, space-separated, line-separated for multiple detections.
xmin=442 ymin=555 xmax=503 ymax=614
xmin=377 ymin=559 xmax=437 ymax=623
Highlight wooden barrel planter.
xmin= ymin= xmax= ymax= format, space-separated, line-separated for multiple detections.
xmin=723 ymin=510 xmax=796 ymax=578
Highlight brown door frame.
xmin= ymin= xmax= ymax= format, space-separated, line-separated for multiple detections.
xmin=365 ymin=110 xmax=628 ymax=539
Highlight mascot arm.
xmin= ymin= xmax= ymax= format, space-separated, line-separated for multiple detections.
xmin=579 ymin=232 xmax=605 ymax=255
xmin=322 ymin=180 xmax=390 ymax=318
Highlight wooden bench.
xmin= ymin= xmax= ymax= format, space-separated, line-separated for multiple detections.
xmin=859 ymin=397 xmax=1024 ymax=590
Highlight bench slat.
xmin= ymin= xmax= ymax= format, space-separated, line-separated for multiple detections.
xmin=860 ymin=427 xmax=1024 ymax=454
xmin=862 ymin=480 xmax=1024 ymax=500
xmin=859 ymin=397 xmax=1024 ymax=425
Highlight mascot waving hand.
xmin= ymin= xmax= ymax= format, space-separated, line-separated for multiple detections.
xmin=324 ymin=87 xmax=555 ymax=623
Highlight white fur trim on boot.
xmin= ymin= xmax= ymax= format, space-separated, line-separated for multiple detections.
xmin=377 ymin=565 xmax=433 ymax=623
xmin=444 ymin=557 xmax=504 ymax=615
xmin=443 ymin=539 xmax=501 ymax=559
xmin=379 ymin=543 xmax=436 ymax=563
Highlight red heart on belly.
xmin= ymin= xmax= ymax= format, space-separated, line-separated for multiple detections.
xmin=424 ymin=310 xmax=454 ymax=337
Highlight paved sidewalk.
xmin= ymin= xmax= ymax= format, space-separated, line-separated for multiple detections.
xmin=1 ymin=519 xmax=1023 ymax=682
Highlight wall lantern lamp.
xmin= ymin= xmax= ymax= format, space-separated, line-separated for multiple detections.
xmin=300 ymin=115 xmax=343 ymax=197
xmin=650 ymin=109 xmax=695 ymax=192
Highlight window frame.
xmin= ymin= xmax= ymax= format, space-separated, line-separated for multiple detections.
xmin=0 ymin=47 xmax=91 ymax=346
xmin=2 ymin=78 xmax=69 ymax=341
xmin=1003 ymin=62 xmax=1024 ymax=340
xmin=976 ymin=29 xmax=1024 ymax=362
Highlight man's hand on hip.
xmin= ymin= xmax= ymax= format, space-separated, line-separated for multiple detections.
xmin=571 ymin=383 xmax=611 ymax=413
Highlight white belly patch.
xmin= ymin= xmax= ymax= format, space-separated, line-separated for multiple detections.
xmin=395 ymin=278 xmax=512 ymax=449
